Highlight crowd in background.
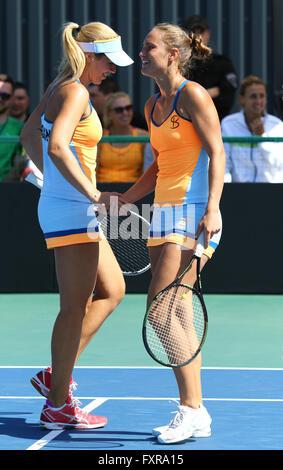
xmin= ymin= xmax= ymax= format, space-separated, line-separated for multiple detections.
xmin=1 ymin=15 xmax=283 ymax=184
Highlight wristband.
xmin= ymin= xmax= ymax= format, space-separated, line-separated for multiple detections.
xmin=90 ymin=191 xmax=100 ymax=204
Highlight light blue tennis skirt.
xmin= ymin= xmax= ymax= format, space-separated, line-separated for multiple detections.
xmin=148 ymin=202 xmax=222 ymax=257
xmin=38 ymin=195 xmax=102 ymax=249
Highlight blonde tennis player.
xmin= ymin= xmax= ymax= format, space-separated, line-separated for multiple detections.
xmin=20 ymin=21 xmax=133 ymax=430
xmin=119 ymin=23 xmax=225 ymax=444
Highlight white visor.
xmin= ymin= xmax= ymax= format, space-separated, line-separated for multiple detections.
xmin=77 ymin=36 xmax=133 ymax=66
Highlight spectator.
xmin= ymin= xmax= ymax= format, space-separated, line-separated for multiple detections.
xmin=183 ymin=15 xmax=238 ymax=120
xmin=88 ymin=76 xmax=119 ymax=123
xmin=222 ymin=75 xmax=283 ymax=183
xmin=9 ymin=81 xmax=30 ymax=122
xmin=8 ymin=80 xmax=42 ymax=180
xmin=0 ymin=74 xmax=26 ymax=181
xmin=89 ymin=76 xmax=148 ymax=130
xmin=97 ymin=91 xmax=149 ymax=182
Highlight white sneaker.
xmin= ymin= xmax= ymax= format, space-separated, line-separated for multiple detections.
xmin=155 ymin=404 xmax=212 ymax=444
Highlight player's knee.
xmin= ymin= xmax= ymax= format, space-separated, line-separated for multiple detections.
xmin=96 ymin=277 xmax=126 ymax=310
xmin=58 ymin=303 xmax=87 ymax=321
xmin=110 ymin=278 xmax=126 ymax=308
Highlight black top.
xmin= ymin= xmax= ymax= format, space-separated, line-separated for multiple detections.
xmin=188 ymin=53 xmax=238 ymax=121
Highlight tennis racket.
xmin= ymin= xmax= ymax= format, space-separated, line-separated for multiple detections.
xmin=142 ymin=232 xmax=207 ymax=368
xmin=25 ymin=171 xmax=151 ymax=276
xmin=96 ymin=209 xmax=151 ymax=276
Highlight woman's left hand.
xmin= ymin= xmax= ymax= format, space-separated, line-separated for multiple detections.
xmin=196 ymin=210 xmax=222 ymax=248
xmin=101 ymin=192 xmax=132 ymax=216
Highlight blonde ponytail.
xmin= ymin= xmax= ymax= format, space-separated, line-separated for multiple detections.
xmin=54 ymin=21 xmax=119 ymax=86
xmin=54 ymin=22 xmax=86 ymax=86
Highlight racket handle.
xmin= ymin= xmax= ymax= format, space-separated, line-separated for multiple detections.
xmin=25 ymin=171 xmax=43 ymax=189
xmin=194 ymin=231 xmax=205 ymax=258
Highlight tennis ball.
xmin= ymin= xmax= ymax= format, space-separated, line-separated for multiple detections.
xmin=182 ymin=294 xmax=187 ymax=299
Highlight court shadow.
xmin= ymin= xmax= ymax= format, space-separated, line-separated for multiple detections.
xmin=55 ymin=429 xmax=154 ymax=447
xmin=0 ymin=415 xmax=194 ymax=450
xmin=0 ymin=415 xmax=155 ymax=449
xmin=151 ymin=437 xmax=196 ymax=446
xmin=0 ymin=414 xmax=45 ymax=443
xmin=48 ymin=430 xmax=195 ymax=450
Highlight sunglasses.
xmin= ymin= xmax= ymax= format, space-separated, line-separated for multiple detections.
xmin=0 ymin=92 xmax=12 ymax=101
xmin=112 ymin=104 xmax=133 ymax=114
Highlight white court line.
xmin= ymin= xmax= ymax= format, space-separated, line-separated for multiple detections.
xmin=1 ymin=366 xmax=283 ymax=370
xmin=22 ymin=396 xmax=283 ymax=451
xmin=0 ymin=393 xmax=280 ymax=450
xmin=1 ymin=367 xmax=282 ymax=450
xmin=26 ymin=397 xmax=108 ymax=451
xmin=1 ymin=396 xmax=283 ymax=402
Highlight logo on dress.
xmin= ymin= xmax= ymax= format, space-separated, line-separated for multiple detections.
xmin=175 ymin=218 xmax=187 ymax=231
xmin=170 ymin=115 xmax=180 ymax=129
xmin=40 ymin=125 xmax=51 ymax=141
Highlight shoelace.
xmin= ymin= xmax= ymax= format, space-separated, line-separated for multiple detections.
xmin=71 ymin=381 xmax=78 ymax=391
xmin=67 ymin=398 xmax=90 ymax=422
xmin=167 ymin=400 xmax=184 ymax=429
xmin=168 ymin=409 xmax=185 ymax=429
xmin=68 ymin=381 xmax=78 ymax=400
xmin=71 ymin=396 xmax=82 ymax=408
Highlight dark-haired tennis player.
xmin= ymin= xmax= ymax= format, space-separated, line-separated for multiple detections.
xmin=119 ymin=23 xmax=225 ymax=444
xmin=20 ymin=21 xmax=133 ymax=430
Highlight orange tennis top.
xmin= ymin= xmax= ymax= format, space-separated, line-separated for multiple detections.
xmin=41 ymin=81 xmax=102 ymax=202
xmin=150 ymin=80 xmax=209 ymax=206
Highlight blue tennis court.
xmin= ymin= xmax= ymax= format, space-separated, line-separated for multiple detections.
xmin=0 ymin=293 xmax=283 ymax=453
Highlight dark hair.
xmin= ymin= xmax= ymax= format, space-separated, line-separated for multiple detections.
xmin=182 ymin=15 xmax=210 ymax=34
xmin=14 ymin=81 xmax=29 ymax=94
xmin=99 ymin=77 xmax=119 ymax=95
xmin=88 ymin=77 xmax=119 ymax=95
xmin=239 ymin=75 xmax=266 ymax=96
xmin=0 ymin=73 xmax=15 ymax=92
xmin=72 ymin=25 xmax=81 ymax=39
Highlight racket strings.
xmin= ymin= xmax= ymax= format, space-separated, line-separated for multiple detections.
xmin=99 ymin=214 xmax=150 ymax=275
xmin=145 ymin=284 xmax=205 ymax=366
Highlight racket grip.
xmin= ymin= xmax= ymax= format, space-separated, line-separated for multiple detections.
xmin=194 ymin=231 xmax=205 ymax=258
xmin=25 ymin=171 xmax=43 ymax=189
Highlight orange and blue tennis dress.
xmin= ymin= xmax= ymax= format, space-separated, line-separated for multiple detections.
xmin=97 ymin=128 xmax=144 ymax=182
xmin=38 ymin=82 xmax=103 ymax=249
xmin=148 ymin=80 xmax=221 ymax=257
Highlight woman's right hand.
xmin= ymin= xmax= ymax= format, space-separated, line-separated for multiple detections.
xmin=94 ymin=191 xmax=112 ymax=213
xmin=94 ymin=191 xmax=131 ymax=216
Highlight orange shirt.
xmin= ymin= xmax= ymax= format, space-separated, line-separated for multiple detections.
xmin=41 ymin=94 xmax=102 ymax=202
xmin=71 ymin=108 xmax=102 ymax=187
xmin=150 ymin=80 xmax=209 ymax=206
xmin=97 ymin=128 xmax=144 ymax=182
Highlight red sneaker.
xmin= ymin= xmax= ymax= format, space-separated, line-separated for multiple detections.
xmin=30 ymin=367 xmax=76 ymax=398
xmin=40 ymin=397 xmax=107 ymax=430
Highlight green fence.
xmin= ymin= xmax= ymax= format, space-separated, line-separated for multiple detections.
xmin=1 ymin=136 xmax=283 ymax=144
